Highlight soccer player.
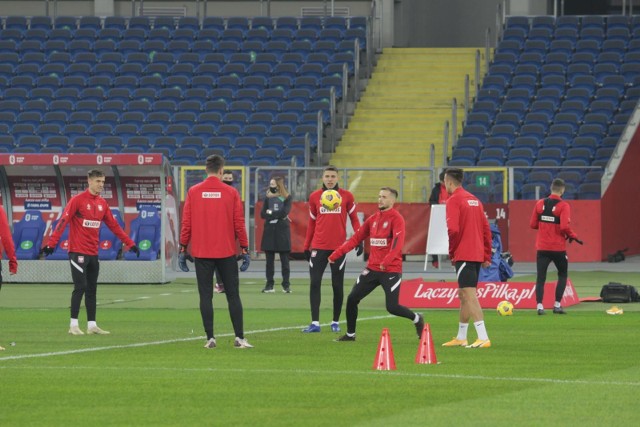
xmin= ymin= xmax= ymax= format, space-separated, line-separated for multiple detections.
xmin=41 ymin=170 xmax=139 ymax=335
xmin=213 ymin=169 xmax=237 ymax=294
xmin=441 ymin=168 xmax=493 ymax=349
xmin=1 ymin=204 xmax=18 ymax=351
xmin=530 ymin=178 xmax=582 ymax=315
xmin=302 ymin=165 xmax=362 ymax=333
xmin=179 ymin=155 xmax=253 ymax=349
xmin=330 ymin=187 xmax=424 ymax=342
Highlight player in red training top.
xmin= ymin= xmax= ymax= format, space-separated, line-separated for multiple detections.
xmin=1 ymin=204 xmax=18 ymax=351
xmin=302 ymin=166 xmax=362 ymax=333
xmin=530 ymin=178 xmax=582 ymax=315
xmin=0 ymin=204 xmax=18 ymax=284
xmin=329 ymin=187 xmax=424 ymax=341
xmin=41 ymin=170 xmax=139 ymax=336
xmin=179 ymin=154 xmax=253 ymax=349
xmin=442 ymin=168 xmax=493 ymax=349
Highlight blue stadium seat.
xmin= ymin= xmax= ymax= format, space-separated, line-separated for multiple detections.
xmin=12 ymin=210 xmax=47 ymax=260
xmin=124 ymin=206 xmax=162 ymax=260
xmin=75 ymin=15 xmax=100 ymax=30
xmin=577 ymin=183 xmax=600 ymax=199
xmin=45 ymin=218 xmax=72 ymax=260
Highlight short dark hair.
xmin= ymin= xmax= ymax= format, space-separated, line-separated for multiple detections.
xmin=445 ymin=167 xmax=464 ymax=184
xmin=324 ymin=165 xmax=339 ymax=173
xmin=439 ymin=171 xmax=446 ymax=182
xmin=87 ymin=169 xmax=105 ymax=179
xmin=551 ymin=178 xmax=565 ymax=192
xmin=205 ymin=154 xmax=225 ymax=174
xmin=222 ymin=169 xmax=233 ymax=175
xmin=380 ymin=186 xmax=398 ymax=198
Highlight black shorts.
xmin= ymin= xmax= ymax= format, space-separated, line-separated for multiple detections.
xmin=455 ymin=261 xmax=482 ymax=288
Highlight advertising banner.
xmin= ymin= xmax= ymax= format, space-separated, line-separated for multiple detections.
xmin=399 ymin=278 xmax=580 ymax=309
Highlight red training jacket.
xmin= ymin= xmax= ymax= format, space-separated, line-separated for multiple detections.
xmin=180 ymin=175 xmax=248 ymax=258
xmin=439 ymin=185 xmax=449 ymax=204
xmin=329 ymin=208 xmax=404 ymax=273
xmin=0 ymin=205 xmax=17 ymax=274
xmin=303 ymin=187 xmax=360 ymax=251
xmin=446 ymin=187 xmax=492 ymax=263
xmin=48 ymin=190 xmax=135 ymax=256
xmin=529 ymin=194 xmax=578 ymax=251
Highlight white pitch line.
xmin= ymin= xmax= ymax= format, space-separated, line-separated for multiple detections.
xmin=1 ymin=364 xmax=638 ymax=388
xmin=0 ymin=315 xmax=393 ymax=362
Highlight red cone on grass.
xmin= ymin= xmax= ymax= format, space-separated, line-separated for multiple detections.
xmin=373 ymin=328 xmax=396 ymax=370
xmin=415 ymin=323 xmax=438 ymax=365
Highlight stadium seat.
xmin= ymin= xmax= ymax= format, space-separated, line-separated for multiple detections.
xmin=124 ymin=206 xmax=162 ymax=261
xmin=98 ymin=209 xmax=124 ymax=260
xmin=46 ymin=218 xmax=71 ymax=260
xmin=577 ymin=183 xmax=601 ymax=199
xmin=12 ymin=210 xmax=47 ymax=260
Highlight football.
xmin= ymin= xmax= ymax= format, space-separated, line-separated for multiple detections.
xmin=497 ymin=300 xmax=514 ymax=316
xmin=320 ymin=189 xmax=342 ymax=211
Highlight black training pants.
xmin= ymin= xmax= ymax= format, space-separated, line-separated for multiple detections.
xmin=345 ymin=269 xmax=416 ymax=334
xmin=265 ymin=251 xmax=290 ymax=287
xmin=308 ymin=249 xmax=345 ymax=323
xmin=195 ymin=256 xmax=244 ymax=340
xmin=69 ymin=252 xmax=100 ymax=321
xmin=535 ymin=250 xmax=569 ymax=304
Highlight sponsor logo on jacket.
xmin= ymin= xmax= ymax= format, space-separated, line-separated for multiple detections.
xmin=540 ymin=215 xmax=556 ymax=222
xmin=370 ymin=238 xmax=388 ymax=246
xmin=82 ymin=219 xmax=101 ymax=228
xmin=467 ymin=200 xmax=479 ymax=206
xmin=319 ymin=206 xmax=342 ymax=214
xmin=202 ymin=192 xmax=221 ymax=198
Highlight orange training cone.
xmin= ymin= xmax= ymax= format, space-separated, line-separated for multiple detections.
xmin=415 ymin=323 xmax=438 ymax=365
xmin=373 ymin=328 xmax=396 ymax=371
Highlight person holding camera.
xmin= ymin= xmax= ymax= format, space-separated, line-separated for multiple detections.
xmin=260 ymin=177 xmax=292 ymax=293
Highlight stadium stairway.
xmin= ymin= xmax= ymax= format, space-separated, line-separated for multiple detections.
xmin=331 ymin=47 xmax=484 ymax=202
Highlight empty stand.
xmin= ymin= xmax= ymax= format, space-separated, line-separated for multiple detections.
xmin=452 ymin=15 xmax=638 ymax=199
xmin=0 ymin=15 xmax=368 ymax=166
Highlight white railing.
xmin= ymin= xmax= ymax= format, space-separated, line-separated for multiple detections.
xmin=464 ymin=74 xmax=470 ymax=124
xmin=442 ymin=121 xmax=449 ymax=166
xmin=451 ymin=98 xmax=458 ymax=148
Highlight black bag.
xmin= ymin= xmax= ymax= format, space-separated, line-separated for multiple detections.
xmin=600 ymin=282 xmax=639 ymax=303
xmin=607 ymin=248 xmax=628 ymax=263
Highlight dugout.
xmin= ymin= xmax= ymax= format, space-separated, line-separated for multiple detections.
xmin=0 ymin=153 xmax=179 ymax=283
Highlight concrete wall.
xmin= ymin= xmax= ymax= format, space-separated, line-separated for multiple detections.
xmin=1 ymin=1 xmax=551 ymax=48
xmin=0 ymin=1 xmax=372 ymax=18
xmin=392 ymin=0 xmax=550 ymax=48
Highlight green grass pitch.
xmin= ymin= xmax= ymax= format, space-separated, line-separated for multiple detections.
xmin=1 ymin=271 xmax=640 ymax=426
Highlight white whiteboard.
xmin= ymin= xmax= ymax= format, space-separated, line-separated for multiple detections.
xmin=424 ymin=205 xmax=449 ymax=270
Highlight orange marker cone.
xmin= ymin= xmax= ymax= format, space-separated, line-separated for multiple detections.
xmin=372 ymin=328 xmax=396 ymax=371
xmin=415 ymin=323 xmax=438 ymax=365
